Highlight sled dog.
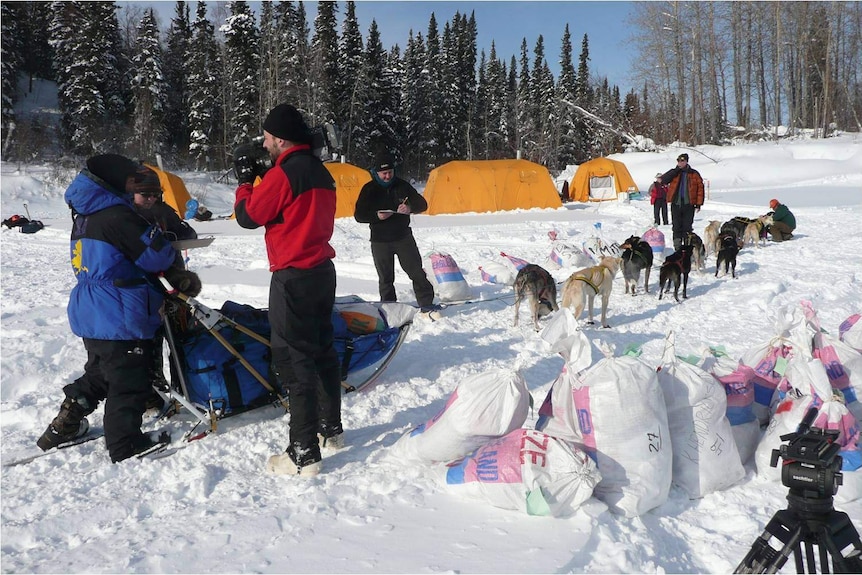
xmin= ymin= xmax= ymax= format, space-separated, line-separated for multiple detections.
xmin=620 ymin=235 xmax=653 ymax=296
xmin=512 ymin=264 xmax=559 ymax=330
xmin=659 ymin=245 xmax=693 ymax=303
xmin=561 ymin=256 xmax=620 ymax=328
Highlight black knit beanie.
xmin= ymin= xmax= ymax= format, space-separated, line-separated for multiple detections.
xmin=86 ymin=154 xmax=140 ymax=194
xmin=263 ymin=104 xmax=311 ymax=143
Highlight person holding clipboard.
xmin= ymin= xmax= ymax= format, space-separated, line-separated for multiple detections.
xmin=354 ymin=152 xmax=438 ymax=313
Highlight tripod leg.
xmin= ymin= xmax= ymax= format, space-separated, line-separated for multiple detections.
xmin=734 ymin=510 xmax=806 ymax=574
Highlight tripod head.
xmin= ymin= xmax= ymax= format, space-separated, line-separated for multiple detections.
xmin=769 ymin=407 xmax=843 ymax=504
xmin=735 ymin=406 xmax=862 ymax=574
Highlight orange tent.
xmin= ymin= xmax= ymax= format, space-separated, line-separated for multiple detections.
xmin=569 ymin=157 xmax=637 ymax=202
xmin=144 ymin=164 xmax=193 ymax=216
xmin=423 ymin=159 xmax=562 ymax=215
xmin=325 ymin=162 xmax=372 ymax=219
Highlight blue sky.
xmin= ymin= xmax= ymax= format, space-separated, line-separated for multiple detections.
xmin=134 ymin=1 xmax=636 ymax=93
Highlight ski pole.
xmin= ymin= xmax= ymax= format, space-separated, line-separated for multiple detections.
xmin=23 ymin=203 xmax=31 ymax=220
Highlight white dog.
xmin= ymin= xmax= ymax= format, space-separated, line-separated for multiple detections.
xmin=561 ymin=256 xmax=620 ymax=328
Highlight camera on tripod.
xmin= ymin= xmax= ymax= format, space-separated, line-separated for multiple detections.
xmin=770 ymin=406 xmax=843 ymax=500
xmin=231 ymin=123 xmax=342 ymax=184
xmin=735 ymin=406 xmax=862 ymax=574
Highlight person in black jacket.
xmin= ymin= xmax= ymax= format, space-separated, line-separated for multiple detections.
xmin=129 ymin=167 xmax=197 ymax=410
xmin=131 ymin=171 xmax=197 ymax=242
xmin=354 ymin=153 xmax=437 ymax=312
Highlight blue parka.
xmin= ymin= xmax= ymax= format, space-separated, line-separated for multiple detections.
xmin=65 ymin=170 xmax=178 ymax=340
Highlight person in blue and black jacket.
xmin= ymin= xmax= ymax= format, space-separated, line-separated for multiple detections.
xmin=37 ymin=154 xmax=201 ymax=463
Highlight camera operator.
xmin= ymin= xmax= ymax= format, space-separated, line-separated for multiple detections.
xmin=233 ymin=103 xmax=343 ymax=478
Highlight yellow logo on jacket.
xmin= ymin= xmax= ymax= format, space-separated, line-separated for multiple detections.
xmin=71 ymin=240 xmax=88 ymax=275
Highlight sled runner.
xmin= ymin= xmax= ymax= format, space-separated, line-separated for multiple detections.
xmin=158 ymin=286 xmax=415 ymax=439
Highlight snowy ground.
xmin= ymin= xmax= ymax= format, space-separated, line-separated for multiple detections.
xmin=2 ymin=135 xmax=861 ymax=573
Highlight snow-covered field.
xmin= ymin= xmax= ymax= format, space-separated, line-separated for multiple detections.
xmin=2 ymin=134 xmax=861 ymax=573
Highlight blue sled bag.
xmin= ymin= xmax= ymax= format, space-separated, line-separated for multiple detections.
xmin=178 ymin=302 xmax=278 ymax=414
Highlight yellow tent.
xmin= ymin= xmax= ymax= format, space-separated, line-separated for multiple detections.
xmin=423 ymin=159 xmax=562 ymax=215
xmin=325 ymin=162 xmax=372 ymax=219
xmin=144 ymin=164 xmax=193 ymax=217
xmin=569 ymin=157 xmax=637 ymax=202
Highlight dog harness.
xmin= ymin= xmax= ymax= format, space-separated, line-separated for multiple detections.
xmin=575 ymin=276 xmax=599 ymax=294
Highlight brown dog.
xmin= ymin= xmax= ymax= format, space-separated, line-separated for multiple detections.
xmin=561 ymin=256 xmax=620 ymax=328
xmin=703 ymin=220 xmax=721 ymax=257
xmin=513 ymin=264 xmax=559 ymax=330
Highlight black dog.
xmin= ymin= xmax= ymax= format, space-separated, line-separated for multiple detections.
xmin=720 ymin=217 xmax=757 ymax=249
xmin=620 ymin=235 xmax=653 ymax=295
xmin=658 ymin=244 xmax=693 ymax=302
xmin=715 ymin=233 xmax=740 ymax=278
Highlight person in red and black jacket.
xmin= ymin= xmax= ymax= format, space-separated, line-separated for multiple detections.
xmin=233 ymin=104 xmax=342 ymax=478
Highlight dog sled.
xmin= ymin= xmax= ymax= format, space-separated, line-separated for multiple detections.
xmin=157 ymin=286 xmax=416 ymax=439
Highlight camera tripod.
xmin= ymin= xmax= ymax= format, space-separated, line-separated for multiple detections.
xmin=735 ymin=492 xmax=862 ymax=573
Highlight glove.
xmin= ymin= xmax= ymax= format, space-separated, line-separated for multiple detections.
xmin=164 ymin=267 xmax=202 ymax=297
xmin=234 ymin=154 xmax=256 ymax=185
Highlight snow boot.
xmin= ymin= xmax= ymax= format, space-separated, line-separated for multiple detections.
xmin=36 ymin=396 xmax=91 ymax=451
xmin=267 ymin=442 xmax=322 ymax=477
xmin=318 ymin=432 xmax=345 ymax=450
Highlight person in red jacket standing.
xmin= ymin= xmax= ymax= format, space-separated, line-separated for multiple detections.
xmin=648 ymin=172 xmax=669 ymax=226
xmin=661 ymin=153 xmax=705 ymax=250
xmin=233 ymin=104 xmax=343 ymax=477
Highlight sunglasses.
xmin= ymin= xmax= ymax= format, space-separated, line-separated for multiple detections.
xmin=677 ymin=158 xmax=687 ymax=162
xmin=136 ymin=192 xmax=159 ymax=198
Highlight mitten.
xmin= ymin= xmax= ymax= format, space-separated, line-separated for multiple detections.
xmin=164 ymin=267 xmax=202 ymax=297
xmin=234 ymin=154 xmax=256 ymax=185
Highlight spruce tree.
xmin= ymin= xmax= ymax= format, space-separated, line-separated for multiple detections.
xmin=259 ymin=1 xmax=279 ymax=113
xmin=187 ymin=1 xmax=223 ymax=171
xmin=130 ymin=8 xmax=168 ymax=161
xmin=310 ymin=1 xmax=339 ymax=125
xmin=516 ymin=38 xmax=534 ymax=160
xmin=483 ymin=43 xmax=509 ymax=159
xmin=359 ymin=20 xmax=398 ymax=165
xmin=339 ymin=1 xmax=364 ymax=160
xmin=50 ymin=1 xmax=107 ymax=154
xmin=402 ymin=31 xmax=432 ymax=177
xmin=164 ymin=1 xmax=192 ymax=163
xmin=555 ymin=24 xmax=578 ymax=168
xmin=1 ymin=3 xmax=22 ymax=156
xmin=222 ymin=0 xmax=260 ymax=148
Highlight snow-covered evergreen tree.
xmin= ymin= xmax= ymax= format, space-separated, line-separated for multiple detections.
xmin=516 ymin=39 xmax=534 ymax=160
xmin=279 ymin=2 xmax=311 ymax=115
xmin=310 ymin=1 xmax=339 ymax=126
xmin=358 ymin=20 xmax=399 ymax=165
xmin=401 ymin=30 xmax=433 ymax=177
xmin=50 ymin=1 xmax=107 ymax=154
xmin=164 ymin=1 xmax=192 ymax=162
xmin=221 ymin=0 xmax=260 ymax=148
xmin=187 ymin=1 xmax=223 ymax=171
xmin=1 ymin=3 xmax=22 ymax=155
xmin=258 ymin=1 xmax=279 ymax=114
xmin=483 ymin=42 xmax=510 ymax=159
xmin=130 ymin=8 xmax=168 ymax=161
xmin=424 ymin=13 xmax=445 ymax=169
xmin=338 ymin=1 xmax=364 ymax=161
xmin=555 ymin=24 xmax=578 ymax=168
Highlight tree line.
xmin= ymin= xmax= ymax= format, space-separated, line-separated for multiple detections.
xmin=2 ymin=1 xmax=860 ymax=180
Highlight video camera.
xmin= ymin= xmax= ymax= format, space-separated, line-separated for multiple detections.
xmin=769 ymin=407 xmax=843 ymax=500
xmin=231 ymin=123 xmax=342 ymax=184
